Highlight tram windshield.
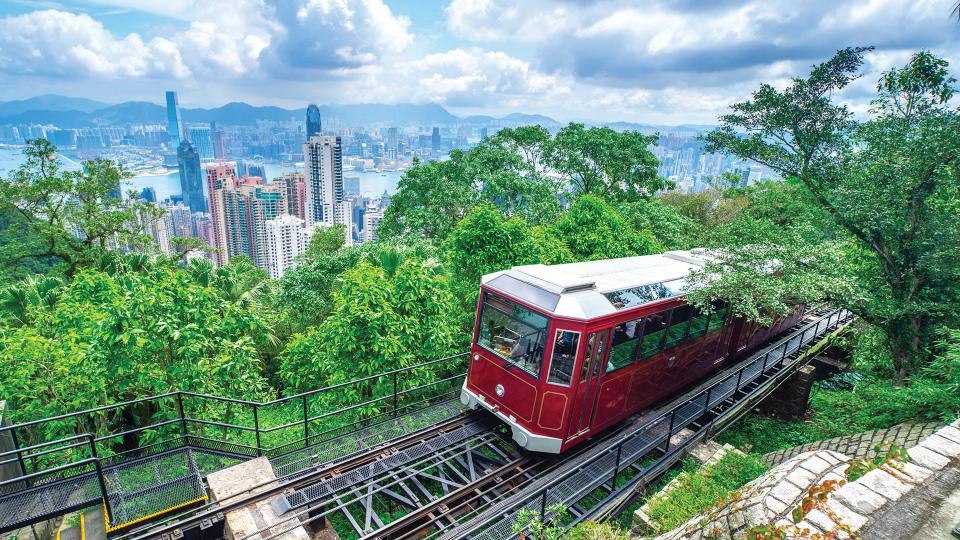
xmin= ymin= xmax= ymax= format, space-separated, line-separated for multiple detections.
xmin=477 ymin=291 xmax=549 ymax=377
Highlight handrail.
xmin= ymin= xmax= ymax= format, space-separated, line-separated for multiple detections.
xmin=0 ymin=352 xmax=469 ymax=434
xmin=0 ymin=350 xmax=470 ymax=531
xmin=446 ymin=308 xmax=850 ymax=540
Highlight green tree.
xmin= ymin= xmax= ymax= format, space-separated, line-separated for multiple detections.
xmin=619 ymin=197 xmax=703 ymax=250
xmin=276 ymin=250 xmax=460 ymax=395
xmin=446 ymin=203 xmax=572 ymax=287
xmin=701 ymin=48 xmax=960 ymax=382
xmin=303 ymin=223 xmax=347 ymax=259
xmin=378 ymin=153 xmax=479 ymax=241
xmin=491 ymin=125 xmax=552 ymax=174
xmin=0 ymin=139 xmax=160 ymax=276
xmin=547 ymin=123 xmax=669 ymax=200
xmin=551 ymin=195 xmax=662 ymax=261
xmin=0 ymin=261 xmax=275 ymax=447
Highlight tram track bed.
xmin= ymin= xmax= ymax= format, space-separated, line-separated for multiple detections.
xmin=125 ymin=307 xmax=851 ymax=540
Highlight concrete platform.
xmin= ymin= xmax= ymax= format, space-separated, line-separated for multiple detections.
xmin=206 ymin=457 xmax=310 ymax=540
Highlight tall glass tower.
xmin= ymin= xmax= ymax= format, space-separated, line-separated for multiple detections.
xmin=165 ymin=91 xmax=184 ymax=146
xmin=306 ymin=104 xmax=322 ymax=138
xmin=177 ymin=141 xmax=206 ymax=213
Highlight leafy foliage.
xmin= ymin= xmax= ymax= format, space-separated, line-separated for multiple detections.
xmin=512 ymin=504 xmax=569 ymax=540
xmin=701 ymin=49 xmax=960 ymax=380
xmin=0 ymin=139 xmax=162 ymax=277
xmin=550 ymin=195 xmax=662 ymax=261
xmin=639 ymin=452 xmax=769 ymax=534
xmin=546 ymin=123 xmax=669 ymax=200
xmin=277 ymin=248 xmax=459 ymax=393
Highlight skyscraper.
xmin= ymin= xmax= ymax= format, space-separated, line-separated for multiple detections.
xmin=165 ymin=91 xmax=184 ymax=146
xmin=303 ymin=135 xmax=344 ymax=226
xmin=211 ymin=122 xmax=227 ymax=160
xmin=431 ymin=127 xmax=441 ymax=155
xmin=386 ymin=127 xmax=399 ymax=159
xmin=306 ymin=104 xmax=322 ymax=139
xmin=140 ymin=187 xmax=157 ymax=203
xmin=189 ymin=127 xmax=214 ymax=161
xmin=177 ymin=142 xmax=206 ymax=213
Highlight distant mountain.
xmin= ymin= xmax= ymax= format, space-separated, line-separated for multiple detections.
xmin=0 ymin=96 xmax=462 ymax=128
xmin=0 ymin=94 xmax=717 ymax=133
xmin=0 ymin=95 xmax=109 ymax=116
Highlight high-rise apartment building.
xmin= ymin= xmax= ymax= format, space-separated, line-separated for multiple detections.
xmin=363 ymin=205 xmax=384 ymax=243
xmin=167 ymin=203 xmax=194 ymax=237
xmin=210 ymin=176 xmax=286 ymax=269
xmin=263 ymin=215 xmax=313 ymax=279
xmin=306 ymin=104 xmax=322 ymax=138
xmin=165 ymin=91 xmax=184 ymax=146
xmin=237 ymin=159 xmax=266 ymax=180
xmin=189 ymin=127 xmax=214 ymax=161
xmin=177 ymin=141 xmax=207 ymax=213
xmin=279 ymin=172 xmax=307 ymax=220
xmin=303 ymin=135 xmax=345 ymax=226
xmin=204 ymin=162 xmax=238 ymax=266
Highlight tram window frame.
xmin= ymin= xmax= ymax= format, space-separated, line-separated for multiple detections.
xmin=476 ymin=291 xmax=550 ymax=379
xmin=637 ymin=310 xmax=671 ymax=360
xmin=606 ymin=317 xmax=643 ymax=373
xmin=706 ymin=299 xmax=730 ymax=333
xmin=688 ymin=306 xmax=711 ymax=338
xmin=663 ymin=305 xmax=693 ymax=349
xmin=547 ymin=329 xmax=581 ymax=386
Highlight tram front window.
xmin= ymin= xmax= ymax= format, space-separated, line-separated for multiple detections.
xmin=477 ymin=291 xmax=549 ymax=378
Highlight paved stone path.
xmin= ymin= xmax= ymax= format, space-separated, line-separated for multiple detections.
xmin=762 ymin=421 xmax=943 ymax=466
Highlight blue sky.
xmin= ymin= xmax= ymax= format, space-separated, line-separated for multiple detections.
xmin=0 ymin=0 xmax=958 ymax=124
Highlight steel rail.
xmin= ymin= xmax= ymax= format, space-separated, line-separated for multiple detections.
xmin=249 ymin=430 xmax=511 ymax=540
xmin=120 ymin=412 xmax=478 ymax=540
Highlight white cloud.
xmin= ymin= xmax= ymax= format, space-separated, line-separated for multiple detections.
xmin=263 ymin=0 xmax=414 ymax=73
xmin=445 ymin=0 xmax=572 ymax=42
xmin=0 ymin=0 xmax=412 ymax=82
xmin=0 ymin=10 xmax=189 ymax=78
xmin=405 ymin=48 xmax=569 ymax=107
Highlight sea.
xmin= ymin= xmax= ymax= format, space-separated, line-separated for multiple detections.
xmin=0 ymin=145 xmax=402 ymax=200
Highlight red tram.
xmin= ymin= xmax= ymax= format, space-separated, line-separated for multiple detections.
xmin=460 ymin=251 xmax=803 ymax=453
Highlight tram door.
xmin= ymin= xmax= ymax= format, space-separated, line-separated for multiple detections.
xmin=567 ymin=329 xmax=609 ymax=439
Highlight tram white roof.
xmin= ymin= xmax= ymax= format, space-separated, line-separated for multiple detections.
xmin=481 ymin=250 xmax=712 ymax=320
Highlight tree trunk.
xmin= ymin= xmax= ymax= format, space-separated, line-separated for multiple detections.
xmin=885 ymin=315 xmax=924 ymax=386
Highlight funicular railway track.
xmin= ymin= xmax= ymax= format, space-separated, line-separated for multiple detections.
xmin=123 ymin=305 xmax=851 ymax=540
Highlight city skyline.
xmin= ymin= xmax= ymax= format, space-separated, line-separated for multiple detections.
xmin=0 ymin=1 xmax=957 ymax=125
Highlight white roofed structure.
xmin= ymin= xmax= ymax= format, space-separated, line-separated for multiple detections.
xmin=481 ymin=250 xmax=712 ymax=320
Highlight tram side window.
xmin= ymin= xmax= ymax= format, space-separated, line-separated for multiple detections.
xmin=638 ymin=311 xmax=670 ymax=359
xmin=663 ymin=305 xmax=693 ymax=349
xmin=706 ymin=299 xmax=729 ymax=333
xmin=688 ymin=306 xmax=710 ymax=338
xmin=548 ymin=330 xmax=580 ymax=385
xmin=608 ymin=318 xmax=643 ymax=372
xmin=477 ymin=292 xmax=549 ymax=378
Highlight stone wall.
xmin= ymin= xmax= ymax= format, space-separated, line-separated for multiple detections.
xmin=761 ymin=421 xmax=943 ymax=467
xmin=650 ymin=419 xmax=960 ymax=540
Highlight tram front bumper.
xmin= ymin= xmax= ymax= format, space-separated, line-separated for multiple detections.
xmin=460 ymin=381 xmax=562 ymax=454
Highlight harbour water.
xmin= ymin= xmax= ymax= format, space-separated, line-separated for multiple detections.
xmin=0 ymin=146 xmax=403 ymax=201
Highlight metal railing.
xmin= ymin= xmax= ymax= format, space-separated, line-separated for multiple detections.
xmin=447 ymin=307 xmax=852 ymax=540
xmin=0 ymin=352 xmax=470 ymax=532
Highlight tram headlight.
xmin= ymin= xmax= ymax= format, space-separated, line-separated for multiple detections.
xmin=495 ymin=384 xmax=505 ymax=397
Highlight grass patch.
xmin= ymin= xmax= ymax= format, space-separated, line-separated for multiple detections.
xmin=641 ymin=452 xmax=769 ymax=533
xmin=717 ymin=369 xmax=956 ymax=455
